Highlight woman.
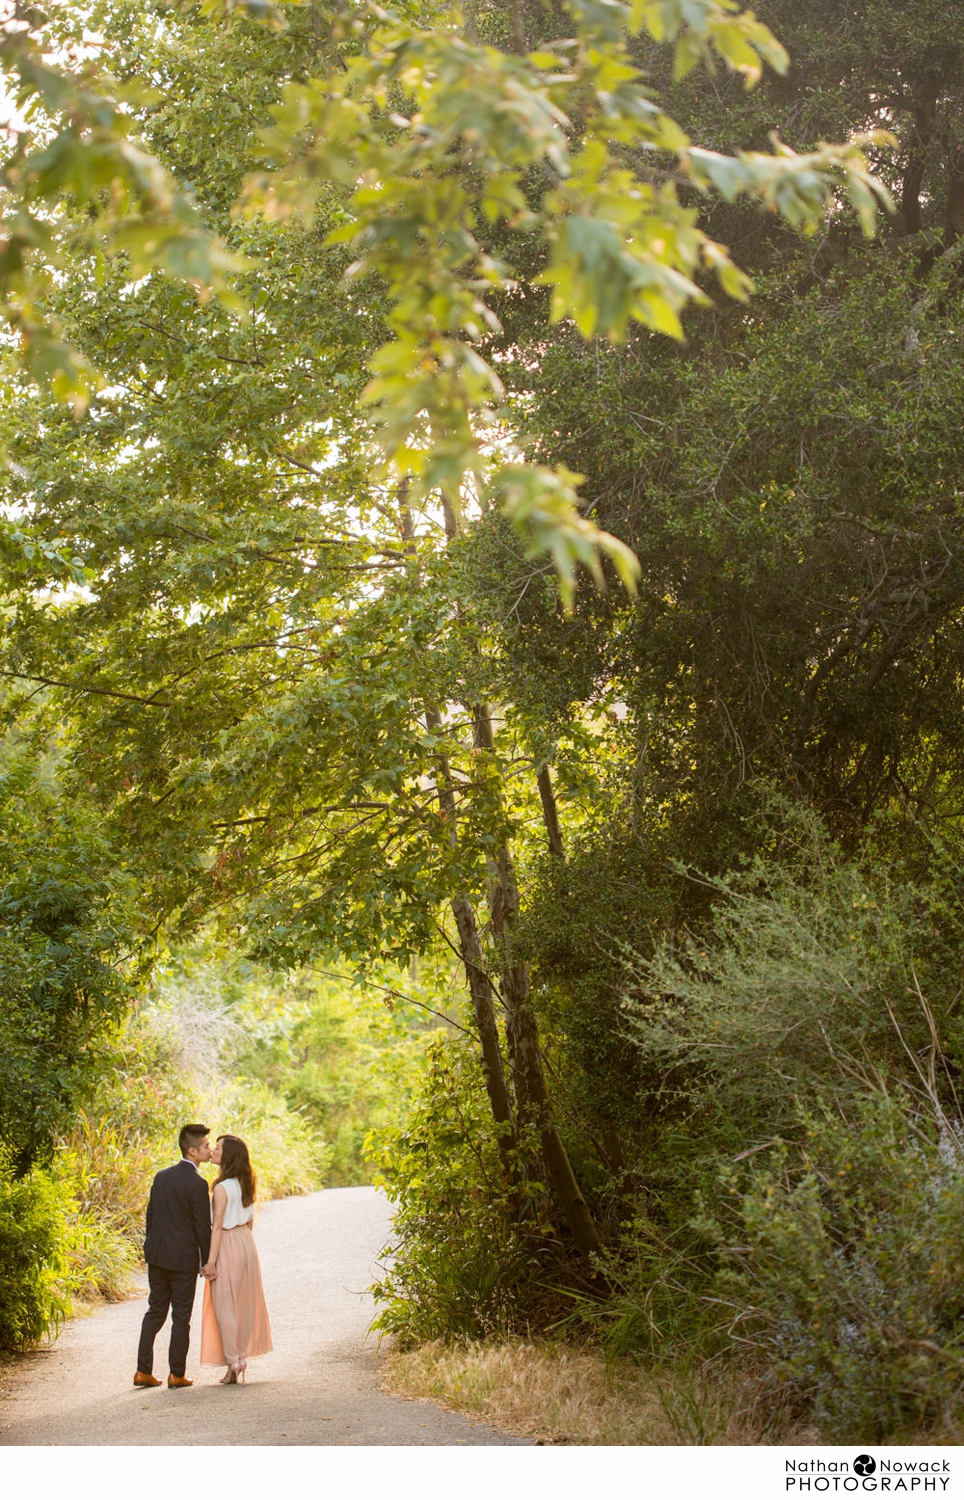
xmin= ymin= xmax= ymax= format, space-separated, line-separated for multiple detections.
xmin=200 ymin=1134 xmax=273 ymax=1384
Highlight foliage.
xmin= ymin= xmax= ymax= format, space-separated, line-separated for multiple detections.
xmin=489 ymin=255 xmax=964 ymax=873
xmin=369 ymin=1035 xmax=550 ymax=1344
xmin=210 ymin=1078 xmax=330 ymax=1198
xmin=126 ymin=953 xmax=331 ymax=1198
xmin=530 ymin=813 xmax=964 ymax=1440
xmin=0 ymin=753 xmax=184 ymax=1318
xmin=621 ymin=797 xmax=964 ymax=1155
xmin=708 ymin=1098 xmax=964 ymax=1442
xmin=0 ymin=1155 xmax=68 ymax=1349
xmin=58 ymin=1208 xmax=141 ymax=1305
xmin=235 ymin=961 xmax=453 ymax=1185
xmin=3 ymin=0 xmax=893 ymax=593
xmin=242 ymin=0 xmax=886 ymax=597
xmin=0 ymin=1 xmax=243 ymax=406
xmin=0 ymin=751 xmax=139 ymax=1177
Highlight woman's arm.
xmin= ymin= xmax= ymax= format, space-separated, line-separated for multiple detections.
xmin=203 ymin=1183 xmax=228 ymax=1280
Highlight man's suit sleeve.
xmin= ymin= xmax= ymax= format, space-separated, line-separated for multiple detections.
xmin=145 ymin=1182 xmax=153 ymax=1237
xmin=192 ymin=1177 xmax=212 ymax=1267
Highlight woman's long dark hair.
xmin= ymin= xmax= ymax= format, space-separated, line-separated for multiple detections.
xmin=215 ymin=1134 xmax=257 ymax=1208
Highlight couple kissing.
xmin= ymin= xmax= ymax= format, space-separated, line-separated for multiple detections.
xmin=134 ymin=1123 xmax=272 ymax=1389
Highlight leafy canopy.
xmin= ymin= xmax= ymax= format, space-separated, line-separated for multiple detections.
xmin=1 ymin=0 xmax=892 ymax=597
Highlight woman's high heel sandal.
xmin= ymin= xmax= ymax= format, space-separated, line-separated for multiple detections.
xmin=220 ymin=1365 xmax=239 ymax=1385
xmin=237 ymin=1360 xmax=247 ymax=1384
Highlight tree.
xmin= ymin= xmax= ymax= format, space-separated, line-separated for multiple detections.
xmin=486 ymin=0 xmax=964 ymax=851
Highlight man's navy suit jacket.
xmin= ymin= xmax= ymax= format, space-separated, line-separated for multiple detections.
xmin=143 ymin=1159 xmax=211 ymax=1273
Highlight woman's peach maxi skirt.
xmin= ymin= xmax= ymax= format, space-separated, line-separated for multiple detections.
xmin=200 ymin=1223 xmax=273 ymax=1367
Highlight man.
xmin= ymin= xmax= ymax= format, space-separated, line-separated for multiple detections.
xmin=134 ymin=1122 xmax=215 ymax=1389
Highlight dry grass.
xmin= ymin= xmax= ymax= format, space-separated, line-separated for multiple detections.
xmin=383 ymin=1339 xmax=820 ymax=1446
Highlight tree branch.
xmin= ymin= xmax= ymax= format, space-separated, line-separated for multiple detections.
xmin=0 ymin=669 xmax=171 ymax=708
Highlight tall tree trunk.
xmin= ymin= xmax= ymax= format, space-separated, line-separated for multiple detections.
xmin=537 ymin=758 xmax=629 ymax=1211
xmin=537 ymin=764 xmax=565 ymax=861
xmin=411 ymin=496 xmax=600 ymax=1255
xmin=401 ymin=503 xmax=515 ymax=1156
xmin=491 ymin=844 xmax=605 ymax=1259
xmin=475 ymin=708 xmax=604 ymax=1260
xmin=449 ymin=891 xmax=517 ymax=1154
xmin=901 ymin=81 xmax=937 ymax=238
xmin=424 ymin=704 xmax=518 ymax=1168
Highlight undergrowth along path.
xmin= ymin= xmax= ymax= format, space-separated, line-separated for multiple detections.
xmin=0 ymin=1185 xmax=528 ymax=1447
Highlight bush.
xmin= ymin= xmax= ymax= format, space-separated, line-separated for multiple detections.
xmin=56 ymin=1101 xmax=188 ymax=1244
xmin=0 ymin=1159 xmax=68 ymax=1349
xmin=708 ymin=1096 xmax=964 ymax=1442
xmin=46 ymin=1004 xmax=205 ymax=1305
xmin=369 ymin=1036 xmax=549 ymax=1345
xmin=580 ymin=810 xmax=964 ymax=1439
xmin=0 ymin=760 xmax=139 ymax=1177
xmin=622 ymin=802 xmax=961 ymax=1154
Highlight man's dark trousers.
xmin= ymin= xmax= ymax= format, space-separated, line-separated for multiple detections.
xmin=137 ymin=1266 xmax=197 ymax=1378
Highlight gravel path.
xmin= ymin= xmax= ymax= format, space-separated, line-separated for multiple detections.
xmin=0 ymin=1185 xmax=529 ymax=1447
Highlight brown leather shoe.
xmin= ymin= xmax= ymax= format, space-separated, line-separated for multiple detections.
xmin=134 ymin=1371 xmax=162 ymax=1388
xmin=167 ymin=1374 xmax=193 ymax=1388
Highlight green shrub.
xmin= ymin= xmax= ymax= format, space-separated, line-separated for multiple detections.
xmin=0 ymin=1160 xmax=68 ymax=1349
xmin=0 ymin=761 xmax=139 ymax=1178
xmin=707 ymin=1096 xmax=964 ymax=1441
xmin=554 ymin=1219 xmax=724 ymax=1368
xmin=586 ymin=814 xmax=964 ymax=1439
xmin=622 ymin=804 xmax=961 ymax=1155
xmin=368 ymin=1036 xmax=549 ymax=1346
xmin=51 ymin=1123 xmax=177 ymax=1310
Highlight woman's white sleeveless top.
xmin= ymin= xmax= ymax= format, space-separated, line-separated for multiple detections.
xmin=217 ymin=1175 xmax=253 ymax=1228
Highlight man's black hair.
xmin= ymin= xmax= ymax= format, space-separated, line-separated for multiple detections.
xmin=178 ymin=1123 xmax=209 ymax=1157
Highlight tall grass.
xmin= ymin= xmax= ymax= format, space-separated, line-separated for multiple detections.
xmin=384 ymin=1340 xmax=816 ymax=1445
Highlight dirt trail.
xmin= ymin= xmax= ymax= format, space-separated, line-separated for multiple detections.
xmin=0 ymin=1185 xmax=528 ymax=1447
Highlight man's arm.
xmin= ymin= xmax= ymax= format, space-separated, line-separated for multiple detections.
xmin=191 ymin=1176 xmax=212 ymax=1269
